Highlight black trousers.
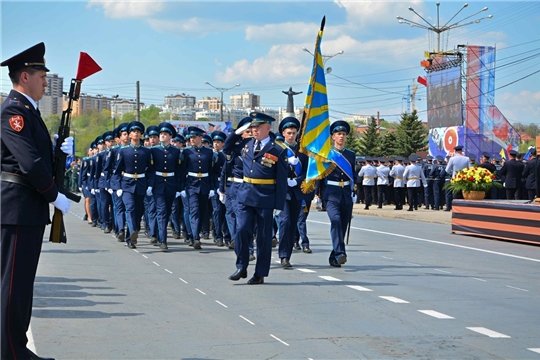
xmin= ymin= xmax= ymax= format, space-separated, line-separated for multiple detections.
xmin=1 ymin=224 xmax=45 ymax=360
xmin=394 ymin=187 xmax=404 ymax=209
xmin=407 ymin=186 xmax=419 ymax=209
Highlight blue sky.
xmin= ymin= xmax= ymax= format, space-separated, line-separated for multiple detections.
xmin=2 ymin=1 xmax=539 ymax=125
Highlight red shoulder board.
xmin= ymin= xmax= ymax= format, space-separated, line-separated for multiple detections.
xmin=9 ymin=115 xmax=24 ymax=132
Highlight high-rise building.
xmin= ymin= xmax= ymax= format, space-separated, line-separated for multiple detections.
xmin=111 ymin=99 xmax=143 ymax=120
xmin=165 ymin=94 xmax=196 ymax=109
xmin=38 ymin=73 xmax=63 ymax=116
xmin=230 ymin=92 xmax=260 ymax=109
xmin=69 ymin=93 xmax=112 ymax=117
xmin=197 ymin=97 xmax=220 ymax=110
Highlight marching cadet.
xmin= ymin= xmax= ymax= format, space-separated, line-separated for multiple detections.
xmin=179 ymin=126 xmax=218 ymax=249
xmin=170 ymin=133 xmax=187 ymax=239
xmin=403 ymin=155 xmax=428 ymax=211
xmin=389 ymin=156 xmax=405 ymax=210
xmin=86 ymin=142 xmax=99 ymax=226
xmin=376 ymin=158 xmax=390 ymax=208
xmin=201 ymin=133 xmax=214 ymax=240
xmin=113 ymin=121 xmax=154 ymax=249
xmin=228 ymin=112 xmax=288 ymax=284
xmin=423 ymin=156 xmax=435 ymax=209
xmin=430 ymin=155 xmax=446 ymax=210
xmin=210 ymin=131 xmax=231 ymax=247
xmin=358 ymin=157 xmax=376 ymax=210
xmin=179 ymin=131 xmax=194 ymax=243
xmin=148 ymin=122 xmax=182 ymax=250
xmin=276 ymin=117 xmax=307 ymax=268
xmin=98 ymin=131 xmax=114 ymax=233
xmin=105 ymin=123 xmax=129 ymax=241
xmin=1 ymin=42 xmax=72 ymax=360
xmin=143 ymin=126 xmax=159 ymax=243
xmin=90 ymin=136 xmax=104 ymax=228
xmin=79 ymin=146 xmax=93 ymax=223
xmin=221 ymin=117 xmax=254 ymax=253
xmin=321 ymin=121 xmax=357 ymax=268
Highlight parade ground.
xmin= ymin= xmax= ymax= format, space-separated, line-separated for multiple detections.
xmin=29 ymin=201 xmax=539 ymax=359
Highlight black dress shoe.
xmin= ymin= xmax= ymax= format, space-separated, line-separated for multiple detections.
xmin=336 ymin=254 xmax=347 ymax=265
xmin=216 ymin=240 xmax=224 ymax=247
xmin=302 ymin=247 xmax=312 ymax=254
xmin=228 ymin=269 xmax=247 ymax=281
xmin=27 ymin=349 xmax=55 ymax=360
xmin=159 ymin=242 xmax=168 ymax=250
xmin=249 ymin=253 xmax=256 ymax=261
xmin=228 ymin=240 xmax=235 ymax=249
xmin=329 ymin=259 xmax=341 ymax=267
xmin=150 ymin=237 xmax=158 ymax=244
xmin=247 ymin=276 xmax=264 ymax=285
xmin=364 ymin=206 xmax=369 ymax=210
xmin=407 ymin=208 xmax=413 ymax=211
xmin=271 ymin=236 xmax=278 ymax=248
xmin=193 ymin=240 xmax=202 ymax=249
xmin=127 ymin=242 xmax=136 ymax=249
xmin=281 ymin=258 xmax=292 ymax=268
xmin=83 ymin=214 xmax=88 ymax=221
xmin=293 ymin=243 xmax=301 ymax=250
xmin=117 ymin=230 xmax=125 ymax=242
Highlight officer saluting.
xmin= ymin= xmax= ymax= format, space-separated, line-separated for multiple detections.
xmin=228 ymin=112 xmax=288 ymax=284
xmin=322 ymin=121 xmax=357 ymax=267
xmin=1 ymin=43 xmax=71 ymax=360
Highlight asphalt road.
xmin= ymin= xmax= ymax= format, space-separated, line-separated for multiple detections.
xmin=29 ymin=202 xmax=540 ymax=359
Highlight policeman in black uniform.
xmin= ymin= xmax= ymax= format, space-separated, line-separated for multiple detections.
xmin=1 ymin=42 xmax=71 ymax=360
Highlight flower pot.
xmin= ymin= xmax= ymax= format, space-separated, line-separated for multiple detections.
xmin=463 ymin=190 xmax=485 ymax=200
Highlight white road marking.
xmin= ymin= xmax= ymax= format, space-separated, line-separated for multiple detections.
xmin=322 ymin=241 xmax=330 ymax=244
xmin=215 ymin=300 xmax=228 ymax=308
xmin=178 ymin=277 xmax=188 ymax=284
xmin=466 ymin=327 xmax=511 ymax=338
xmin=297 ymin=268 xmax=316 ymax=273
xmin=239 ymin=315 xmax=255 ymax=325
xmin=153 ymin=261 xmax=160 ymax=267
xmin=347 ymin=285 xmax=373 ymax=292
xmin=308 ymin=220 xmax=540 ymax=263
xmin=165 ymin=269 xmax=172 ymax=274
xmin=528 ymin=348 xmax=540 ymax=354
xmin=382 ymin=256 xmax=393 ymax=260
xmin=406 ymin=262 xmax=420 ymax=266
xmin=142 ymin=255 xmax=148 ymax=259
xmin=361 ymin=251 xmax=370 ymax=254
xmin=26 ymin=324 xmax=36 ymax=353
xmin=270 ymin=334 xmax=290 ymax=346
xmin=472 ymin=277 xmax=486 ymax=282
xmin=319 ymin=276 xmax=342 ymax=281
xmin=195 ymin=288 xmax=206 ymax=295
xmin=133 ymin=249 xmax=139 ymax=253
xmin=435 ymin=269 xmax=452 ymax=274
xmin=379 ymin=296 xmax=409 ymax=304
xmin=506 ymin=285 xmax=528 ymax=292
xmin=418 ymin=310 xmax=455 ymax=319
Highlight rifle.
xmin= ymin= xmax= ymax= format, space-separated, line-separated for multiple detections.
xmin=50 ymin=52 xmax=101 ymax=243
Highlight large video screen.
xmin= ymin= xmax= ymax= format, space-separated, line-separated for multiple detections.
xmin=427 ymin=66 xmax=462 ymax=129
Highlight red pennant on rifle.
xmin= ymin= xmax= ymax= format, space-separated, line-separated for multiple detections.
xmin=417 ymin=76 xmax=427 ymax=86
xmin=76 ymin=52 xmax=102 ymax=80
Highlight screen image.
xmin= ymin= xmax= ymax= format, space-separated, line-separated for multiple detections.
xmin=427 ymin=65 xmax=462 ymax=129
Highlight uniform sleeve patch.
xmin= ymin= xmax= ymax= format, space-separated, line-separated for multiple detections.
xmin=9 ymin=115 xmax=24 ymax=132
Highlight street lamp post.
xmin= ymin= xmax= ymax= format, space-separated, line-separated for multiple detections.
xmin=302 ymin=48 xmax=344 ymax=74
xmin=397 ymin=3 xmax=492 ymax=53
xmin=111 ymin=94 xmax=119 ymax=131
xmin=204 ymin=82 xmax=241 ymax=122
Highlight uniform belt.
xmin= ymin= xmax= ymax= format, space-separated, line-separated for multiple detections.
xmin=0 ymin=172 xmax=34 ymax=190
xmin=243 ymin=176 xmax=276 ymax=185
xmin=87 ymin=173 xmax=90 ymax=176
xmin=101 ymin=172 xmax=105 ymax=176
xmin=156 ymin=171 xmax=175 ymax=177
xmin=188 ymin=172 xmax=208 ymax=178
xmin=327 ymin=180 xmax=350 ymax=187
xmin=408 ymin=177 xmax=419 ymax=180
xmin=123 ymin=173 xmax=145 ymax=179
xmin=228 ymin=177 xmax=243 ymax=183
xmin=363 ymin=177 xmax=375 ymax=180
xmin=394 ymin=177 xmax=403 ymax=180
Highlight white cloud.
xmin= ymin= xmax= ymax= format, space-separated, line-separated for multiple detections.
xmin=216 ymin=44 xmax=310 ymax=83
xmin=334 ymin=0 xmax=426 ymax=28
xmin=146 ymin=17 xmax=243 ymax=37
xmin=498 ymin=90 xmax=540 ymax=124
xmin=245 ymin=21 xmax=318 ymax=43
xmin=87 ymin=0 xmax=166 ymax=19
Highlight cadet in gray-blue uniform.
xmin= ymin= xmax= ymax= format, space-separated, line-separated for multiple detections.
xmin=322 ymin=121 xmax=357 ymax=267
xmin=170 ymin=134 xmax=187 ymax=239
xmin=376 ymin=159 xmax=390 ymax=208
xmin=228 ymin=112 xmax=288 ymax=284
xmin=98 ymin=131 xmax=114 ymax=233
xmin=113 ymin=121 xmax=154 ymax=248
xmin=179 ymin=126 xmax=218 ymax=249
xmin=148 ymin=122 xmax=182 ymax=250
xmin=143 ymin=126 xmax=159 ymax=242
xmin=358 ymin=157 xmax=376 ymax=210
xmin=210 ymin=131 xmax=230 ymax=246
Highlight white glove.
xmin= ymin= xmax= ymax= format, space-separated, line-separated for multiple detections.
xmin=180 ymin=190 xmax=186 ymax=198
xmin=116 ymin=189 xmax=123 ymax=197
xmin=175 ymin=192 xmax=181 ymax=198
xmin=352 ymin=195 xmax=357 ymax=203
xmin=52 ymin=193 xmax=70 ymax=215
xmin=60 ymin=136 xmax=74 ymax=155
xmin=107 ymin=188 xmax=113 ymax=194
xmin=208 ymin=190 xmax=215 ymax=198
xmin=78 ymin=187 xmax=82 ymax=192
xmin=235 ymin=122 xmax=251 ymax=135
xmin=287 ymin=179 xmax=297 ymax=187
xmin=219 ymin=192 xmax=225 ymax=204
xmin=288 ymin=156 xmax=299 ymax=166
xmin=90 ymin=188 xmax=95 ymax=195
xmin=146 ymin=187 xmax=153 ymax=196
xmin=273 ymin=209 xmax=281 ymax=216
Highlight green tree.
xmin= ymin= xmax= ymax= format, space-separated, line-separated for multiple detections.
xmin=394 ymin=110 xmax=427 ymax=157
xmin=140 ymin=105 xmax=161 ymax=126
xmin=345 ymin=125 xmax=362 ymax=155
xmin=122 ymin=111 xmax=135 ymax=123
xmin=379 ymin=131 xmax=397 ymax=156
xmin=357 ymin=117 xmax=381 ymax=156
xmin=43 ymin=114 xmax=61 ymax=134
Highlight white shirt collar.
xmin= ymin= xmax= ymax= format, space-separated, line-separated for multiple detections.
xmin=14 ymin=90 xmax=38 ymax=110
xmin=256 ymin=136 xmax=270 ymax=147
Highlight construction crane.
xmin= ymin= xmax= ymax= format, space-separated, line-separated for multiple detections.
xmin=403 ymin=80 xmax=422 ymax=114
